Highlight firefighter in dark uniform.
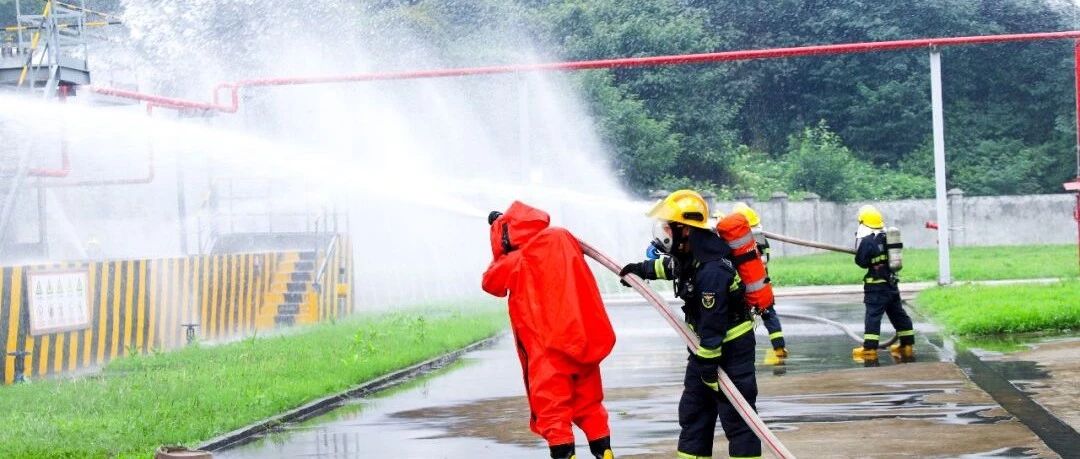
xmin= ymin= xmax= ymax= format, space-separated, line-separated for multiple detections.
xmin=620 ymin=190 xmax=760 ymax=459
xmin=731 ymin=202 xmax=786 ymax=362
xmin=853 ymin=205 xmax=916 ymax=363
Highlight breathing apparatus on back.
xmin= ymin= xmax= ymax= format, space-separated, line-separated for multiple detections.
xmin=885 ymin=226 xmax=903 ymax=272
xmin=856 ymin=205 xmax=903 ymax=272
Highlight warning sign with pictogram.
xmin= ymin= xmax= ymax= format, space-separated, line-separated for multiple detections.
xmin=28 ymin=270 xmax=91 ymax=335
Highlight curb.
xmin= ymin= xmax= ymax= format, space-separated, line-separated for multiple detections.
xmin=197 ymin=334 xmax=503 ymax=452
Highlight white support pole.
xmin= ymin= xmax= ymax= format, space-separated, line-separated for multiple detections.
xmin=518 ymin=76 xmax=531 ymax=183
xmin=930 ymin=49 xmax=952 ymax=285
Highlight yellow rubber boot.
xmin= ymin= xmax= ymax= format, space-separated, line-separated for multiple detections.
xmin=597 ymin=449 xmax=614 ymax=459
xmin=852 ymin=346 xmax=878 ymax=363
xmin=890 ymin=344 xmax=916 ymax=362
xmin=764 ymin=347 xmax=788 ymax=365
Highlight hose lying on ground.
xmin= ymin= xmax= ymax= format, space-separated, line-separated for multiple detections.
xmin=579 ymin=239 xmax=796 ymax=459
xmin=776 ymin=312 xmax=898 ymax=349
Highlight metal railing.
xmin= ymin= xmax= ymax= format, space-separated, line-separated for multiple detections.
xmin=313 ymin=234 xmax=338 ymax=294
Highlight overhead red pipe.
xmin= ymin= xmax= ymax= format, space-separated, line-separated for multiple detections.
xmin=89 ymin=85 xmax=237 ymax=113
xmin=89 ymin=30 xmax=1080 ymax=115
xmin=82 ymin=30 xmax=1080 ymax=268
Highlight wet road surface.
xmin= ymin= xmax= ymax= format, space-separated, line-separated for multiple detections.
xmin=218 ymin=297 xmax=1058 ymax=458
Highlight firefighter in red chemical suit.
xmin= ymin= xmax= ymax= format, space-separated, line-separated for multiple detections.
xmin=482 ymin=201 xmax=617 ymax=459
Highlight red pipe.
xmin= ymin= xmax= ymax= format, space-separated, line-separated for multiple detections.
xmin=44 ymin=101 xmax=157 ymax=187
xmin=90 ymin=30 xmax=1080 ymax=114
xmin=89 ymin=85 xmax=237 ymax=113
xmin=44 ymin=148 xmax=153 ymax=187
xmin=28 ymin=140 xmax=70 ymax=177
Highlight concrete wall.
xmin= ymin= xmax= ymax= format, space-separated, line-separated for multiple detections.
xmin=705 ymin=190 xmax=1076 ymax=256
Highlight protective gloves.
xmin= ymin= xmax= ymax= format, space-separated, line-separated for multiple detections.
xmin=619 ymin=262 xmax=646 ymax=287
xmin=700 ymin=361 xmax=720 ymax=392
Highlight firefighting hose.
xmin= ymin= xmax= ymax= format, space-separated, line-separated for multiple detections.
xmin=578 ymin=240 xmax=797 ymax=459
xmin=760 ymin=230 xmax=900 ymax=349
xmin=776 ymin=312 xmax=897 ymax=348
xmin=760 ymin=231 xmax=855 ymax=255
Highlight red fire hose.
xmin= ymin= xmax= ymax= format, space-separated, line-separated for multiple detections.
xmin=579 ymin=239 xmax=796 ymax=459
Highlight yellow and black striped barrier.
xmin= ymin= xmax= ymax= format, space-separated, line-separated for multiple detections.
xmin=1 ymin=241 xmax=353 ymax=384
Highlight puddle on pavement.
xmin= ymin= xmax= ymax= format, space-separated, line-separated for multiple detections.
xmin=952 ymin=337 xmax=1079 ymax=457
xmin=219 ymin=298 xmax=1055 ymax=459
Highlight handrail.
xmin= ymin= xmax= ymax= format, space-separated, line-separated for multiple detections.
xmin=16 ymin=0 xmax=53 ymax=88
xmin=313 ymin=234 xmax=338 ymax=293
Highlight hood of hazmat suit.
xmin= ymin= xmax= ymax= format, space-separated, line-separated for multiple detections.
xmin=482 ymin=201 xmax=615 ymax=365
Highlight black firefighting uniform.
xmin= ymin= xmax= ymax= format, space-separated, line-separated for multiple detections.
xmin=754 ymin=237 xmax=784 ymax=350
xmin=638 ymin=228 xmax=760 ymax=458
xmin=855 ymin=232 xmax=915 ymax=349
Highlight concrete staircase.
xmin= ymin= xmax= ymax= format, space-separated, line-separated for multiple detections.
xmin=256 ymin=251 xmax=318 ymax=328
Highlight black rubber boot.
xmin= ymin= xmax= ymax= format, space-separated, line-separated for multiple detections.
xmin=550 ymin=443 xmax=576 ymax=459
xmin=589 ymin=436 xmax=613 ymax=459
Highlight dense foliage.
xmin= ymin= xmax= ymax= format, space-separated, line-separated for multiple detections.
xmin=3 ymin=0 xmax=1078 ymax=199
xmin=531 ymin=0 xmax=1080 ymax=199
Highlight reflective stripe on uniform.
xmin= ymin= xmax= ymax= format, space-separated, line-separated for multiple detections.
xmin=872 ymin=254 xmax=888 ymax=263
xmin=695 ymin=346 xmax=722 ymax=359
xmin=897 ymin=329 xmax=915 ymax=337
xmin=724 ymin=320 xmax=754 ymax=343
xmin=769 ymin=331 xmax=784 ymax=340
xmin=654 ymin=258 xmax=667 ymax=279
xmin=677 ymin=452 xmax=711 ymax=459
xmin=729 ymin=272 xmax=742 ymax=292
xmin=864 ymin=333 xmax=880 ymax=341
xmin=694 ymin=321 xmax=754 ymax=359
xmin=744 ymin=278 xmax=767 ymax=292
xmin=864 ymin=278 xmax=887 ymax=284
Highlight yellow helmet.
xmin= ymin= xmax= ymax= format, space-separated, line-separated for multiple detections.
xmin=647 ymin=189 xmax=710 ymax=229
xmin=858 ymin=205 xmax=884 ymax=229
xmin=732 ymin=202 xmax=760 ymax=227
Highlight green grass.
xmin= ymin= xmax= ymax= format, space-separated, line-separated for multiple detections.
xmin=768 ymin=244 xmax=1078 ymax=286
xmin=0 ymin=304 xmax=507 ymax=458
xmin=915 ymin=280 xmax=1080 ymax=336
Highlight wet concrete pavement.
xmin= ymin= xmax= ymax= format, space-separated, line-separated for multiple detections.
xmin=218 ymin=297 xmax=1060 ymax=458
xmin=972 ymin=339 xmax=1080 ymax=438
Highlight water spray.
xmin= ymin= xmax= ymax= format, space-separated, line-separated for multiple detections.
xmin=579 ymin=239 xmax=796 ymax=459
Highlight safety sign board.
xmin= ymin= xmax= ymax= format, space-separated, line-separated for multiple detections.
xmin=28 ymin=270 xmax=92 ymax=336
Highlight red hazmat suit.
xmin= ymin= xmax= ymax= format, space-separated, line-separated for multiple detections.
xmin=482 ymin=201 xmax=616 ymax=447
